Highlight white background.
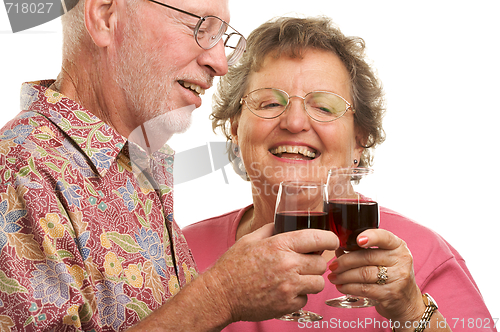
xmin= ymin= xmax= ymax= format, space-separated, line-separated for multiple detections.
xmin=1 ymin=0 xmax=499 ymax=320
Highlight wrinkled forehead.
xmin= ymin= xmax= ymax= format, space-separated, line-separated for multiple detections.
xmin=247 ymin=49 xmax=352 ymax=97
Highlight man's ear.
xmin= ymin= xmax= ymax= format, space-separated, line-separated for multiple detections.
xmin=85 ymin=0 xmax=118 ymax=47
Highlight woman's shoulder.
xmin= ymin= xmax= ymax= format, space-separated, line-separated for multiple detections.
xmin=380 ymin=206 xmax=466 ymax=277
xmin=381 ymin=206 xmax=445 ymax=239
xmin=181 ymin=205 xmax=253 ymax=272
xmin=380 ymin=206 xmax=457 ymax=251
xmin=183 ymin=205 xmax=252 ymax=236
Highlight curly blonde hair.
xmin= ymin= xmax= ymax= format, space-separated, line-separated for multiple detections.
xmin=211 ymin=16 xmax=386 ymax=169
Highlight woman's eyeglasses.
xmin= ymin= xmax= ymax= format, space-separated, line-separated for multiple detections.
xmin=240 ymin=88 xmax=354 ymax=122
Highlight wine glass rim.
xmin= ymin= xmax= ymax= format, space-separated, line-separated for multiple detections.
xmin=279 ymin=180 xmax=325 ymax=188
xmin=328 ymin=167 xmax=374 ymax=176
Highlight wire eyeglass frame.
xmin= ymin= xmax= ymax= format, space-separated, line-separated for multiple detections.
xmin=240 ymin=87 xmax=355 ymax=122
xmin=148 ymin=0 xmax=246 ymax=66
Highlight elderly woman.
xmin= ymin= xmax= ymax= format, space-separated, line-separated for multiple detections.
xmin=183 ymin=17 xmax=495 ymax=331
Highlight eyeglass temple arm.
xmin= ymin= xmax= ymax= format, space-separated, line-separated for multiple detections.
xmin=223 ymin=32 xmax=246 ymax=52
xmin=148 ymin=0 xmax=201 ymax=19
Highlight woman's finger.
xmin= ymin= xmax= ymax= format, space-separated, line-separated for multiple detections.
xmin=357 ymin=228 xmax=402 ymax=250
xmin=329 ymin=264 xmax=389 ymax=285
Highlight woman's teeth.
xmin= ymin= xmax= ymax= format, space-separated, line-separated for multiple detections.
xmin=180 ymin=81 xmax=205 ymax=96
xmin=270 ymin=145 xmax=316 ymax=159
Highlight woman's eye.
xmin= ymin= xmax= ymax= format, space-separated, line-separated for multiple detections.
xmin=309 ymin=102 xmax=337 ymax=114
xmin=319 ymin=106 xmax=335 ymax=114
xmin=260 ymin=101 xmax=285 ymax=109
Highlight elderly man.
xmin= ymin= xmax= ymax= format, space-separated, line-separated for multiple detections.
xmin=0 ymin=0 xmax=338 ymax=330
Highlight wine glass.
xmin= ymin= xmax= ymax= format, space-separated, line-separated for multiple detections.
xmin=324 ymin=167 xmax=379 ymax=308
xmin=274 ymin=181 xmax=328 ymax=321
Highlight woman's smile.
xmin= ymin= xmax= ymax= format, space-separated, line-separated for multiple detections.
xmin=269 ymin=144 xmax=317 ymax=160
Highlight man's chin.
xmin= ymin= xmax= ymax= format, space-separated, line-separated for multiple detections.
xmin=129 ymin=104 xmax=195 ymax=153
xmin=166 ymin=104 xmax=195 ymax=134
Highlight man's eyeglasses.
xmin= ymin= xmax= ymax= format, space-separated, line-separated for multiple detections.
xmin=240 ymin=88 xmax=355 ymax=122
xmin=148 ymin=0 xmax=246 ymax=66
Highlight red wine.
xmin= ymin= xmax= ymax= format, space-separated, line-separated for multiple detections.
xmin=327 ymin=200 xmax=379 ymax=251
xmin=274 ymin=211 xmax=329 ymax=234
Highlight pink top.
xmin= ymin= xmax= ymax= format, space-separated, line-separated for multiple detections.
xmin=183 ymin=204 xmax=497 ymax=331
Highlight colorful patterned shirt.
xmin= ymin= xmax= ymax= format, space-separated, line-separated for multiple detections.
xmin=0 ymin=80 xmax=197 ymax=331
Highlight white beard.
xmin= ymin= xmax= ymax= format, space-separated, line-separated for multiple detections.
xmin=128 ymin=104 xmax=195 ymax=154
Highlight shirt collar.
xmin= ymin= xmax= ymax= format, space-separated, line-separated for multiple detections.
xmin=20 ymin=80 xmax=128 ymax=177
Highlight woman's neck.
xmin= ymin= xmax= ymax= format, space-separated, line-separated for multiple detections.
xmin=236 ymin=194 xmax=275 ymax=240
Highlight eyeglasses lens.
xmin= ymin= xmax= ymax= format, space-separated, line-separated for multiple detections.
xmin=225 ymin=33 xmax=245 ymax=66
xmin=196 ymin=17 xmax=225 ymax=49
xmin=306 ymin=92 xmax=347 ymax=121
xmin=196 ymin=16 xmax=245 ymax=66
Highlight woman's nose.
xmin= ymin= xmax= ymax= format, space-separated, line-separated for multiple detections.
xmin=279 ymin=96 xmax=312 ymax=133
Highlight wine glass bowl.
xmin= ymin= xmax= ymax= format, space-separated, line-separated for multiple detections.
xmin=325 ymin=167 xmax=379 ymax=308
xmin=327 ymin=199 xmax=379 ymax=252
xmin=275 ymin=181 xmax=328 ymax=234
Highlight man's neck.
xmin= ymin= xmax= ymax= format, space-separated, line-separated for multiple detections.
xmin=55 ymin=54 xmax=132 ymax=138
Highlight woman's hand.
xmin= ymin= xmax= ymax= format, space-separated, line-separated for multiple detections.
xmin=327 ymin=229 xmax=426 ymax=323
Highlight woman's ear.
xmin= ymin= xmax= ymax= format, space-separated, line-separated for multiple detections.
xmin=85 ymin=0 xmax=118 ymax=47
xmin=354 ymin=129 xmax=368 ymax=163
xmin=230 ymin=116 xmax=239 ymax=145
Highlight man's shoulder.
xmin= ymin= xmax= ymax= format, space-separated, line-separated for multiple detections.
xmin=1 ymin=110 xmax=48 ymax=133
xmin=0 ymin=111 xmax=56 ymax=161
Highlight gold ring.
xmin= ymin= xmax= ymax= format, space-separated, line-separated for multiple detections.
xmin=376 ymin=265 xmax=388 ymax=285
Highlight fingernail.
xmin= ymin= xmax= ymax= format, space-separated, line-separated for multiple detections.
xmin=328 ymin=273 xmax=337 ymax=282
xmin=329 ymin=260 xmax=339 ymax=271
xmin=358 ymin=236 xmax=369 ymax=247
